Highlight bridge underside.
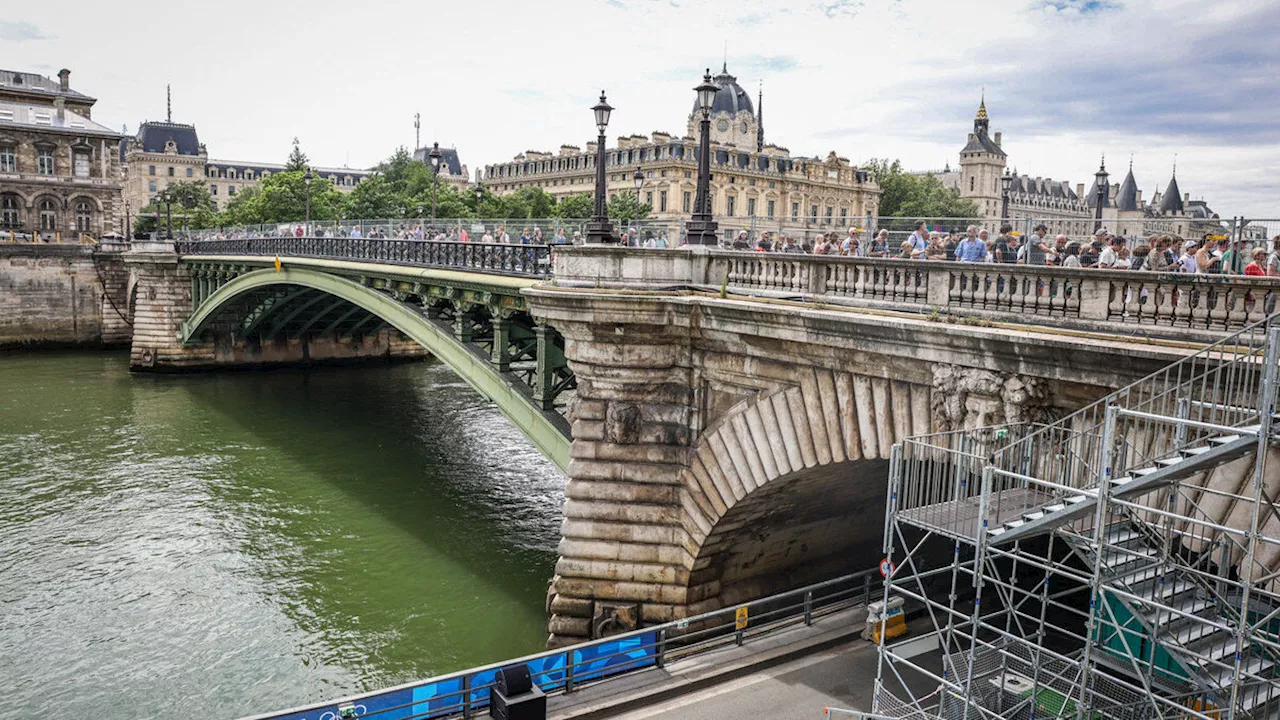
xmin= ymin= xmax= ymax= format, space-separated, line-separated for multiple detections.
xmin=169 ymin=260 xmax=574 ymax=470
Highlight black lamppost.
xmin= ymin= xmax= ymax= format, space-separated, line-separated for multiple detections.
xmin=124 ymin=200 xmax=131 ymax=238
xmin=473 ymin=181 xmax=484 ymax=217
xmin=688 ymin=69 xmax=720 ymax=246
xmin=428 ymin=142 xmax=442 ymax=224
xmin=303 ymin=167 xmax=314 ymax=235
xmin=631 ymin=165 xmax=644 ymax=244
xmin=164 ymin=200 xmax=173 ymax=240
xmin=1000 ymin=168 xmax=1012 ymax=220
xmin=586 ymin=91 xmax=615 ymax=244
xmin=1093 ymin=156 xmax=1108 ymax=233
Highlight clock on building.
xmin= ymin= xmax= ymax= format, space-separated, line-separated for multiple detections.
xmin=741 ymin=122 xmax=749 ymax=134
xmin=716 ymin=119 xmax=730 ymax=132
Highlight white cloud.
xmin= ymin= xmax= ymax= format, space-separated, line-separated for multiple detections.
xmin=16 ymin=0 xmax=1278 ymax=216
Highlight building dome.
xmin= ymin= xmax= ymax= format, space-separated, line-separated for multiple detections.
xmin=692 ymin=64 xmax=754 ymax=117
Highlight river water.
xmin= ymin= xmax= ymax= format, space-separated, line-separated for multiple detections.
xmin=0 ymin=353 xmax=564 ymax=719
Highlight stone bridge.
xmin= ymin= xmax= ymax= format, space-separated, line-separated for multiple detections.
xmin=119 ymin=236 xmax=1280 ymax=646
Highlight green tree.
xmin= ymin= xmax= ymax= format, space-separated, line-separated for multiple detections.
xmin=607 ymin=191 xmax=650 ymax=224
xmin=552 ymin=192 xmax=593 ymax=219
xmin=345 ymin=175 xmax=403 ymax=221
xmin=219 ymin=171 xmax=345 ymax=226
xmin=863 ymin=158 xmax=981 ymax=220
xmin=136 ymin=181 xmax=220 ymax=233
xmin=285 ymin=137 xmax=309 ymax=172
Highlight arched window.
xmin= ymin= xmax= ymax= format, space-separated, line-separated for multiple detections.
xmin=75 ymin=200 xmax=92 ymax=232
xmin=38 ymin=198 xmax=57 ymax=230
xmin=0 ymin=194 xmax=19 ymax=227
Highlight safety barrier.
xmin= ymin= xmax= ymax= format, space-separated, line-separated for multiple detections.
xmin=240 ymin=567 xmax=880 ymax=720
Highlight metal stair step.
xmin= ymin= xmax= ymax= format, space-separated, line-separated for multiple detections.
xmin=987 ymin=527 xmax=1007 ymax=537
xmin=1155 ymin=456 xmax=1187 ymax=467
xmin=1181 ymin=445 xmax=1212 ymax=457
xmin=1004 ymin=519 xmax=1026 ymax=530
xmin=1043 ymin=503 xmax=1066 ymax=513
xmin=1239 ymin=680 xmax=1280 ymax=713
xmin=1022 ymin=511 xmax=1045 ymax=522
xmin=1186 ymin=628 xmax=1244 ymax=665
xmin=1066 ymin=494 xmax=1088 ymax=504
xmin=1213 ymin=654 xmax=1274 ymax=686
xmin=1162 ymin=615 xmax=1227 ymax=647
xmin=1208 ymin=434 xmax=1243 ymax=445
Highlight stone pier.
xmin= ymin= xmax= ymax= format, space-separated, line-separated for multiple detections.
xmin=0 ymin=242 xmax=131 ymax=348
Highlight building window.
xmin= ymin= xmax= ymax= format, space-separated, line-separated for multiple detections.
xmin=727 ymin=196 xmax=736 ymax=216
xmin=75 ymin=201 xmax=91 ymax=232
xmin=767 ymin=200 xmax=775 ymax=218
xmin=825 ymin=207 xmax=833 ymax=224
xmin=227 ymin=169 xmax=236 ymax=179
xmin=37 ymin=148 xmax=54 ymax=175
xmin=747 ymin=198 xmax=756 ymax=217
xmin=149 ymin=165 xmax=156 ymax=176
xmin=148 ymin=180 xmax=156 ymax=192
xmin=186 ymin=167 xmax=193 ymax=177
xmin=0 ymin=145 xmax=14 ymax=172
xmin=228 ymin=185 xmax=236 ymax=195
xmin=210 ymin=184 xmax=217 ymax=195
xmin=683 ymin=191 xmax=692 ymax=213
xmin=969 ymin=176 xmax=974 ymax=192
xmin=1 ymin=194 xmax=19 ymax=227
xmin=645 ymin=191 xmax=653 ymax=208
xmin=684 ymin=171 xmax=692 ymax=179
xmin=840 ymin=208 xmax=848 ymax=223
xmin=792 ymin=202 xmax=799 ymax=221
xmin=168 ymin=166 xmax=175 ymax=177
xmin=38 ymin=198 xmax=56 ymax=230
xmin=74 ymin=152 xmax=90 ymax=178
xmin=810 ymin=204 xmax=818 ymax=221
xmin=659 ymin=191 xmax=667 ymax=212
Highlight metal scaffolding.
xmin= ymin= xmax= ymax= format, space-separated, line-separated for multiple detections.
xmin=875 ymin=315 xmax=1280 ymax=719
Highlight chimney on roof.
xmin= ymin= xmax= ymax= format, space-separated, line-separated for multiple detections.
xmin=1077 ymin=183 xmax=1084 ymax=197
xmin=993 ymin=132 xmax=1001 ymax=147
xmin=58 ymin=69 xmax=69 ymax=91
xmin=54 ymin=96 xmax=65 ymax=122
xmin=1184 ymin=192 xmax=1190 ymax=203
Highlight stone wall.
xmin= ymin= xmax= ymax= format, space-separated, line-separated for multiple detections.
xmin=527 ymin=281 xmax=1194 ymax=647
xmin=0 ymin=244 xmax=131 ymax=347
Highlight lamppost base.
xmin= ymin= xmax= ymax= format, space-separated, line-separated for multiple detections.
xmin=585 ymin=219 xmax=617 ymax=245
xmin=686 ymin=217 xmax=720 ymax=246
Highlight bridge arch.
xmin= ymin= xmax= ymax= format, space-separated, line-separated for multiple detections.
xmin=678 ymin=373 xmax=932 ymax=612
xmin=182 ymin=267 xmax=571 ymax=470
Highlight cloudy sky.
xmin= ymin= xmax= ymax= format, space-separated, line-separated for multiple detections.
xmin=5 ymin=0 xmax=1277 ymax=215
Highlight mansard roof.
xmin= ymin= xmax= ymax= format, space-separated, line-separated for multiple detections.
xmin=692 ymin=64 xmax=755 ymax=118
xmin=0 ymin=100 xmax=116 ymax=137
xmin=0 ymin=69 xmax=95 ymax=103
xmin=136 ymin=121 xmax=202 ymax=156
xmin=412 ymin=145 xmax=464 ymax=175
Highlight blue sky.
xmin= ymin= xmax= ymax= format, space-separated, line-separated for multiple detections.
xmin=8 ymin=0 xmax=1278 ymax=216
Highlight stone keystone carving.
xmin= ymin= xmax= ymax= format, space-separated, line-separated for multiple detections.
xmin=931 ymin=365 xmax=1054 ymax=432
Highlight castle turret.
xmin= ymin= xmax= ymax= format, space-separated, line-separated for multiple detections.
xmin=958 ymin=93 xmax=1007 ymax=219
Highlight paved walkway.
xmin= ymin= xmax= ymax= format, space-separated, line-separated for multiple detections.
xmin=546 ymin=605 xmax=942 ymax=720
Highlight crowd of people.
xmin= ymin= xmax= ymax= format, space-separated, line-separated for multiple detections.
xmin=190 ymin=220 xmax=1280 ymax=277
xmin=714 ymin=220 xmax=1280 ymax=276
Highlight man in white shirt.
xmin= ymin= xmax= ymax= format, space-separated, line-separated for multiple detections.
xmin=1097 ymin=235 xmax=1118 ymax=268
xmin=907 ymin=221 xmax=928 ymax=255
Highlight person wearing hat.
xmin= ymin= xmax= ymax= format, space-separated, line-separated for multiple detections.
xmin=1179 ymin=239 xmax=1200 ymax=273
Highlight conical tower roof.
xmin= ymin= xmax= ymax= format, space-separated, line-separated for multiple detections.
xmin=1116 ymin=167 xmax=1138 ymax=211
xmin=1160 ymin=173 xmax=1184 ymax=214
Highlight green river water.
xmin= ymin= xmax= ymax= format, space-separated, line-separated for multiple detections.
xmin=0 ymin=352 xmax=564 ymax=719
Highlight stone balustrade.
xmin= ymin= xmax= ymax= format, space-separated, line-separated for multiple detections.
xmin=551 ymin=246 xmax=1280 ymax=337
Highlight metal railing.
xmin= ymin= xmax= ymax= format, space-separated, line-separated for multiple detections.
xmin=176 ymin=236 xmax=553 ymax=278
xmin=240 ymin=568 xmax=881 ymax=720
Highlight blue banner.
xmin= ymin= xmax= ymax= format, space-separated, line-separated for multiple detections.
xmin=260 ymin=632 xmax=657 ymax=720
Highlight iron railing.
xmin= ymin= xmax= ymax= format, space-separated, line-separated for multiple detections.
xmin=239 ymin=568 xmax=881 ymax=720
xmin=176 ymin=237 xmax=553 ymax=278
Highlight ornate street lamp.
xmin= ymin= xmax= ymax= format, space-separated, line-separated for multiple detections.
xmin=303 ymin=167 xmax=314 ymax=235
xmin=1001 ymin=168 xmax=1012 ymax=220
xmin=586 ymin=91 xmax=615 ymax=244
xmin=124 ymin=200 xmax=131 ymax=239
xmin=473 ymin=181 xmax=484 ymax=217
xmin=688 ymin=69 xmax=720 ymax=246
xmin=1094 ymin=156 xmax=1108 ymax=233
xmin=631 ymin=165 xmax=644 ymax=243
xmin=428 ymin=142 xmax=442 ymax=225
xmin=164 ymin=200 xmax=173 ymax=240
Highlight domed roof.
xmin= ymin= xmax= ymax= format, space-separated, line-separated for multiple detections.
xmin=692 ymin=64 xmax=754 ymax=117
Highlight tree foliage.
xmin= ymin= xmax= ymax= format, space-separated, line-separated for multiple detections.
xmin=136 ymin=181 xmax=219 ymax=233
xmin=552 ymin=192 xmax=594 ymax=219
xmin=219 ymin=171 xmax=345 ymax=226
xmin=863 ymin=158 xmax=981 ymax=220
xmin=285 ymin=137 xmax=309 ymax=172
xmin=607 ymin=191 xmax=651 ymax=224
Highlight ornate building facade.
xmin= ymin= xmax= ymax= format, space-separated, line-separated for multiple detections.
xmin=121 ymin=119 xmax=208 ymax=216
xmin=483 ymin=65 xmax=880 ymax=231
xmin=202 ymin=160 xmax=370 ymax=210
xmin=411 ymin=144 xmax=471 ymax=190
xmin=933 ymin=97 xmax=1220 ymax=239
xmin=0 ymin=68 xmax=122 ymax=239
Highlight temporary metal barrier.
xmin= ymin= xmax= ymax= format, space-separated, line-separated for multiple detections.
xmin=240 ymin=568 xmax=880 ymax=720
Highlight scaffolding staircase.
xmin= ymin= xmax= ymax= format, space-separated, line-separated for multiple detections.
xmin=878 ymin=317 xmax=1280 ymax=720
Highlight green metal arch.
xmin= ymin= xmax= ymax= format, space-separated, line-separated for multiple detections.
xmin=182 ymin=267 xmax=570 ymax=471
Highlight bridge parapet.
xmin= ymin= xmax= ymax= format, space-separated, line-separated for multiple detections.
xmin=553 ymin=246 xmax=1280 ymax=341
